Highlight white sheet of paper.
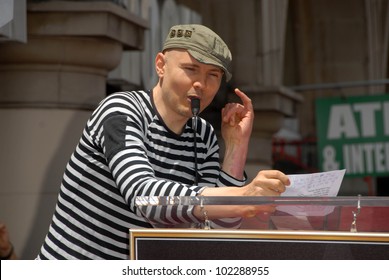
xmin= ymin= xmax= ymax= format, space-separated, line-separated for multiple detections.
xmin=277 ymin=169 xmax=346 ymax=217
xmin=282 ymin=169 xmax=346 ymax=197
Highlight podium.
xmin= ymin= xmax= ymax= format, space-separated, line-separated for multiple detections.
xmin=130 ymin=196 xmax=389 ymax=259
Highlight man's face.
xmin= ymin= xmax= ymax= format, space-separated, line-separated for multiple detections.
xmin=157 ymin=49 xmax=223 ymax=120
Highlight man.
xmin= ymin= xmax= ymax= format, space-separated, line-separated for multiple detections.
xmin=37 ymin=24 xmax=290 ymax=259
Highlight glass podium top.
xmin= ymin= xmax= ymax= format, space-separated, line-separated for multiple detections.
xmin=136 ymin=195 xmax=389 ymax=206
xmin=135 ymin=196 xmax=389 ymax=233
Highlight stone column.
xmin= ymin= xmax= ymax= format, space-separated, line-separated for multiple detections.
xmin=365 ymin=0 xmax=389 ymax=94
xmin=0 ymin=1 xmax=148 ymax=259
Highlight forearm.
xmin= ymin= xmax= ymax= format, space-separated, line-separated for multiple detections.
xmin=193 ymin=185 xmax=248 ymax=220
xmin=221 ymin=140 xmax=249 ymax=180
xmin=220 ymin=88 xmax=253 ymax=180
xmin=192 ymin=169 xmax=291 ymax=221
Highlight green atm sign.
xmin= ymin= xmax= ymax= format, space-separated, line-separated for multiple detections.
xmin=316 ymin=94 xmax=389 ymax=177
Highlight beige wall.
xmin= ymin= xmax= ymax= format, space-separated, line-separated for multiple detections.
xmin=0 ymin=109 xmax=90 ymax=258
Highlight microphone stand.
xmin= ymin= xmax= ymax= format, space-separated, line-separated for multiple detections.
xmin=191 ymin=98 xmax=211 ymax=229
xmin=191 ymin=98 xmax=200 ymax=186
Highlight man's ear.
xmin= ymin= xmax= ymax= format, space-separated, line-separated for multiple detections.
xmin=155 ymin=52 xmax=166 ymax=77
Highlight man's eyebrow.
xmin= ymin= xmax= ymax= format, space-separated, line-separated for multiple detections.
xmin=181 ymin=62 xmax=199 ymax=67
xmin=181 ymin=62 xmax=223 ymax=73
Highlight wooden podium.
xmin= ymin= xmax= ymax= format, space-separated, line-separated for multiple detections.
xmin=130 ymin=196 xmax=389 ymax=259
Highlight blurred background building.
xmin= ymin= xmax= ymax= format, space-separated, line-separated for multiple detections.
xmin=0 ymin=0 xmax=388 ymax=259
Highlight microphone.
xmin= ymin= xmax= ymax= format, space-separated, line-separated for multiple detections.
xmin=190 ymin=97 xmax=200 ymax=186
xmin=191 ymin=97 xmax=200 ymax=117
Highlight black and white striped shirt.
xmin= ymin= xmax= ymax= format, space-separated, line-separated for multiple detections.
xmin=38 ymin=90 xmax=245 ymax=259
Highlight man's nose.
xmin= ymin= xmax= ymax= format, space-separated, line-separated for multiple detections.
xmin=193 ymin=75 xmax=206 ymax=90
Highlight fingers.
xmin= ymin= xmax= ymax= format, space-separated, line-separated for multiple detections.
xmin=259 ymin=170 xmax=290 ymax=188
xmin=262 ymin=185 xmax=283 ymax=196
xmin=240 ymin=170 xmax=289 ymax=219
xmin=222 ymin=103 xmax=244 ymax=124
xmin=222 ymin=97 xmax=253 ymax=127
xmin=234 ymin=88 xmax=253 ymax=111
xmin=248 ymin=170 xmax=290 ymax=195
xmin=222 ymin=88 xmax=253 ymax=123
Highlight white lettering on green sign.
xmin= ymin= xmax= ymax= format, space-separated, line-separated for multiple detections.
xmin=342 ymin=142 xmax=389 ymax=174
xmin=317 ymin=96 xmax=389 ymax=177
xmin=327 ymin=101 xmax=389 ymax=139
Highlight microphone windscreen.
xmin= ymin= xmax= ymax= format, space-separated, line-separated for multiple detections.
xmin=191 ymin=98 xmax=200 ymax=116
